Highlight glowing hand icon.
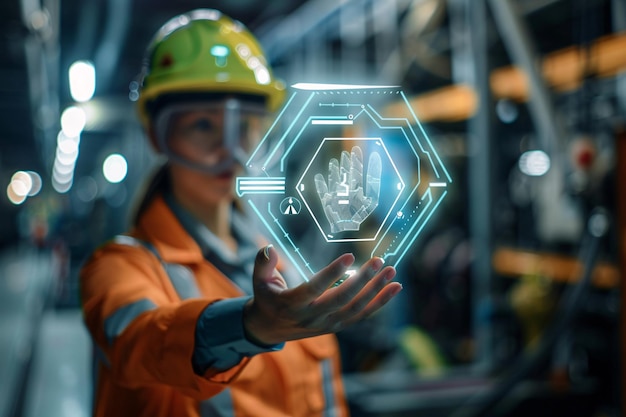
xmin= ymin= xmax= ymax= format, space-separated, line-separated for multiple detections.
xmin=314 ymin=146 xmax=381 ymax=233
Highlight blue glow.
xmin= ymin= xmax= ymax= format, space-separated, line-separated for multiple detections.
xmin=390 ymin=190 xmax=448 ymax=266
xmin=267 ymin=203 xmax=315 ymax=274
xmin=210 ymin=45 xmax=230 ymax=67
xmin=210 ymin=45 xmax=230 ymax=57
xmin=236 ymin=177 xmax=285 ymax=197
xmin=262 ymin=92 xmax=316 ymax=168
xmin=241 ymin=84 xmax=452 ymax=281
xmin=400 ymin=91 xmax=452 ymax=183
xmin=292 ymin=83 xmax=400 ymax=90
xmin=246 ymin=92 xmax=299 ymax=167
xmin=248 ymin=200 xmax=312 ymax=281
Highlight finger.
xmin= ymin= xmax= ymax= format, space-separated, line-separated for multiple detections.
xmin=328 ymin=158 xmax=340 ymax=192
xmin=252 ymin=245 xmax=287 ymax=295
xmin=339 ymin=150 xmax=351 ymax=192
xmin=332 ymin=266 xmax=396 ymax=321
xmin=314 ymin=173 xmax=328 ymax=202
xmin=342 ymin=281 xmax=403 ymax=326
xmin=291 ymin=253 xmax=354 ymax=303
xmin=350 ymin=146 xmax=363 ymax=191
xmin=366 ymin=151 xmax=382 ymax=207
xmin=324 ymin=204 xmax=341 ymax=233
xmin=312 ymin=257 xmax=385 ymax=312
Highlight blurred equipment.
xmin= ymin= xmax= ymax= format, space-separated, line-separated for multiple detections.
xmin=509 ymin=273 xmax=557 ymax=350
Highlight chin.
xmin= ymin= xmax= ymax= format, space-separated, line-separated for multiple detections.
xmin=201 ymin=175 xmax=237 ymax=204
xmin=171 ymin=163 xmax=240 ymax=207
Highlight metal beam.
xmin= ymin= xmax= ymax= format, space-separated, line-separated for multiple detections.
xmin=448 ymin=0 xmax=494 ymax=372
xmin=93 ymin=0 xmax=131 ymax=93
xmin=488 ymin=0 xmax=565 ymax=156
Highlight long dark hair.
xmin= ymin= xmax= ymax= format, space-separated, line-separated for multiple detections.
xmin=131 ymin=163 xmax=171 ymax=226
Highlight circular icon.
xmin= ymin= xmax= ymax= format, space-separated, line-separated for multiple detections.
xmin=280 ymin=196 xmax=301 ymax=215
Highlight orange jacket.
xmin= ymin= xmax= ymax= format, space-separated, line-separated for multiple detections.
xmin=80 ymin=195 xmax=349 ymax=417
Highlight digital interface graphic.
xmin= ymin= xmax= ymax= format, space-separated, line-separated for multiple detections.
xmin=236 ymin=83 xmax=452 ymax=282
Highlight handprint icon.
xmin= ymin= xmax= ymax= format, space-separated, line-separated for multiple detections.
xmin=314 ymin=146 xmax=381 ymax=233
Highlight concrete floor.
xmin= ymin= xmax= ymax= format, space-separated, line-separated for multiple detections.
xmin=0 ymin=247 xmax=91 ymax=417
xmin=22 ymin=310 xmax=91 ymax=417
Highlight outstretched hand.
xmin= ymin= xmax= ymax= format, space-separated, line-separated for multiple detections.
xmin=243 ymin=245 xmax=402 ymax=346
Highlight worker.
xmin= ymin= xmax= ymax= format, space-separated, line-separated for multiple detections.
xmin=80 ymin=9 xmax=402 ymax=417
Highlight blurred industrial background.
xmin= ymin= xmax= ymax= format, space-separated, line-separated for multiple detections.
xmin=1 ymin=0 xmax=625 ymax=416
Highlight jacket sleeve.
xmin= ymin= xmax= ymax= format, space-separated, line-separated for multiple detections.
xmin=193 ymin=297 xmax=284 ymax=374
xmin=80 ymin=243 xmax=248 ymax=399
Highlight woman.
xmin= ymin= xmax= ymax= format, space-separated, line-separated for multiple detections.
xmin=80 ymin=9 xmax=402 ymax=417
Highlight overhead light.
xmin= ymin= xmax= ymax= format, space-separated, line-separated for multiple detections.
xmin=7 ymin=171 xmax=42 ymax=202
xmin=496 ymin=99 xmax=518 ymax=124
xmin=26 ymin=171 xmax=42 ymax=196
xmin=52 ymin=165 xmax=74 ymax=183
xmin=519 ymin=150 xmax=550 ymax=176
xmin=55 ymin=145 xmax=79 ymax=165
xmin=57 ymin=131 xmax=80 ymax=154
xmin=53 ymin=159 xmax=75 ymax=175
xmin=61 ymin=106 xmax=86 ymax=137
xmin=103 ymin=154 xmax=128 ymax=183
xmin=69 ymin=60 xmax=96 ymax=102
xmin=52 ymin=176 xmax=72 ymax=193
xmin=10 ymin=171 xmax=33 ymax=197
xmin=7 ymin=184 xmax=26 ymax=205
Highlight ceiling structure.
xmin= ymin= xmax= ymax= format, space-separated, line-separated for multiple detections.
xmin=0 ymin=0 xmax=619 ymax=249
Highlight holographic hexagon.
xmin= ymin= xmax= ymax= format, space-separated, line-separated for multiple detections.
xmin=236 ymin=83 xmax=452 ymax=282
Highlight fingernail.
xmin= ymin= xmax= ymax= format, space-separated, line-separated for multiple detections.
xmin=263 ymin=244 xmax=273 ymax=261
xmin=385 ymin=268 xmax=396 ymax=281
xmin=371 ymin=258 xmax=383 ymax=273
xmin=342 ymin=253 xmax=355 ymax=267
xmin=392 ymin=284 xmax=403 ymax=295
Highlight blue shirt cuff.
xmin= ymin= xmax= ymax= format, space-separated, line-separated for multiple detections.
xmin=193 ymin=296 xmax=284 ymax=374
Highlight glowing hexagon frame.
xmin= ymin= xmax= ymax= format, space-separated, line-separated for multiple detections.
xmin=236 ymin=83 xmax=452 ymax=282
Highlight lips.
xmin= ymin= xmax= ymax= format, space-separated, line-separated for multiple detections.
xmin=216 ymin=170 xmax=235 ymax=180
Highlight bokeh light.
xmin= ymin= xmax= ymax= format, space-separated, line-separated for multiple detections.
xmin=102 ymin=154 xmax=128 ymax=184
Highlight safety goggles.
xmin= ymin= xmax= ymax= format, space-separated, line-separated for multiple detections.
xmin=154 ymin=98 xmax=270 ymax=174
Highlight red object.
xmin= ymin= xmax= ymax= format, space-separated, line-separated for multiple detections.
xmin=576 ymin=148 xmax=594 ymax=169
xmin=160 ymin=53 xmax=174 ymax=68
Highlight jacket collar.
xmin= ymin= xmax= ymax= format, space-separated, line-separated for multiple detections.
xmin=136 ymin=194 xmax=205 ymax=265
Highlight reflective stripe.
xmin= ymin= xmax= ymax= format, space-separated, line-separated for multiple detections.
xmin=104 ymin=298 xmax=157 ymax=344
xmin=113 ymin=235 xmax=161 ymax=260
xmin=163 ymin=263 xmax=201 ymax=299
xmin=200 ymin=388 xmax=235 ymax=417
xmin=321 ymin=359 xmax=339 ymax=417
xmin=113 ymin=235 xmax=202 ymax=301
xmin=113 ymin=234 xmax=143 ymax=248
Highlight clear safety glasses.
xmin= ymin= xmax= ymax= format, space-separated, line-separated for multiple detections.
xmin=154 ymin=98 xmax=270 ymax=174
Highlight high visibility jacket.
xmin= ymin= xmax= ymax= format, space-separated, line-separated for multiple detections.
xmin=80 ymin=195 xmax=349 ymax=417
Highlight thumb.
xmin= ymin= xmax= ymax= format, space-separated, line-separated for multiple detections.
xmin=252 ymin=245 xmax=286 ymax=293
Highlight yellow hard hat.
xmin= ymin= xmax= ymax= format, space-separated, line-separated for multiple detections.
xmin=136 ymin=9 xmax=285 ymax=127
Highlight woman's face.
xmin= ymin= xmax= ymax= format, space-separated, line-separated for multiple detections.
xmin=166 ymin=108 xmax=240 ymax=206
xmin=159 ymin=102 xmax=267 ymax=207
